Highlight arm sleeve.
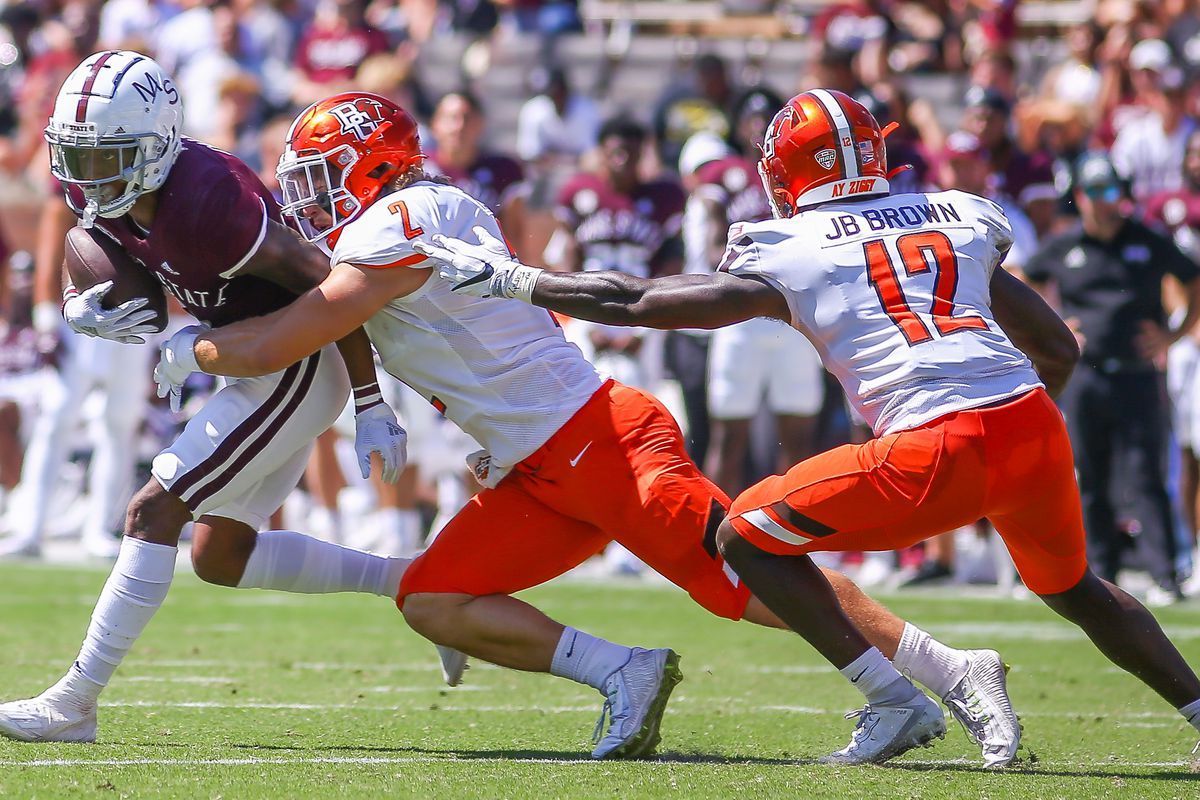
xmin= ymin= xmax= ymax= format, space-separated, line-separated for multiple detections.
xmin=716 ymin=225 xmax=800 ymax=326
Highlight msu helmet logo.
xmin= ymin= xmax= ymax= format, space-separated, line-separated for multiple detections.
xmin=328 ymin=98 xmax=385 ymax=141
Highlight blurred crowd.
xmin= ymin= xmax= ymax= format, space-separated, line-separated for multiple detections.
xmin=3 ymin=0 xmax=1200 ymax=604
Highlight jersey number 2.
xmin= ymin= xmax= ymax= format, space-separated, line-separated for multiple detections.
xmin=387 ymin=200 xmax=424 ymax=239
xmin=863 ymin=231 xmax=986 ymax=346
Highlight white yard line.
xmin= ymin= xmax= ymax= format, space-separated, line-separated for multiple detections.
xmin=1 ymin=755 xmax=1191 ymax=769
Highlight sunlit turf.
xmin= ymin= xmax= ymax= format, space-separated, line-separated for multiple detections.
xmin=1 ymin=562 xmax=1198 ymax=798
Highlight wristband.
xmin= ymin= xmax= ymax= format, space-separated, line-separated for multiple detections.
xmin=353 ymin=382 xmax=385 ymax=414
xmin=503 ymin=265 xmax=543 ymax=303
xmin=60 ymin=284 xmax=78 ymax=316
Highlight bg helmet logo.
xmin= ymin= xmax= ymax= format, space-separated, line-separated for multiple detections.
xmin=329 ymin=98 xmax=385 ymax=141
xmin=762 ymin=105 xmax=799 ymax=161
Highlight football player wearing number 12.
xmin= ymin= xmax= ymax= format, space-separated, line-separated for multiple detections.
xmin=417 ymin=89 xmax=1200 ymax=762
xmin=163 ymin=90 xmax=1023 ymax=765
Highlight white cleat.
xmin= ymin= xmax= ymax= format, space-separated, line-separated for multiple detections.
xmin=0 ymin=693 xmax=97 ymax=743
xmin=819 ymin=692 xmax=946 ymax=765
xmin=591 ymin=647 xmax=682 ymax=760
xmin=941 ymin=649 xmax=1020 ymax=768
xmin=437 ymin=645 xmax=469 ymax=687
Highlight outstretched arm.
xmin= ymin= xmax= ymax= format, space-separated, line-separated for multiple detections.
xmin=529 ymin=269 xmax=789 ymax=330
xmin=413 ymin=226 xmax=790 ymax=330
xmin=990 ymin=266 xmax=1080 ymax=397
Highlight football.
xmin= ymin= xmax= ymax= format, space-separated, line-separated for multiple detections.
xmin=63 ymin=225 xmax=168 ymax=333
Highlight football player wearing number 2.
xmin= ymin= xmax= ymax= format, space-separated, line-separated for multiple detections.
xmin=167 ymin=90 xmax=1023 ymax=765
xmin=419 ymin=89 xmax=1200 ymax=762
xmin=0 ymin=51 xmax=430 ymax=746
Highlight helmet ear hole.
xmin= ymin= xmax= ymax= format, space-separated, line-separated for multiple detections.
xmin=366 ymin=162 xmax=394 ymax=180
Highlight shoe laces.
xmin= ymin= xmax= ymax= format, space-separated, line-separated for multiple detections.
xmin=592 ymin=697 xmax=613 ymax=745
xmin=944 ymin=687 xmax=991 ymax=742
xmin=844 ymin=705 xmax=880 ymax=746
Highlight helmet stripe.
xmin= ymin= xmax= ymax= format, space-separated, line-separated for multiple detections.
xmin=809 ymin=89 xmax=860 ymax=180
xmin=75 ymin=51 xmax=117 ymax=123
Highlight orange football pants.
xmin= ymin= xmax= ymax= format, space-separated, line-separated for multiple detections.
xmin=728 ymin=388 xmax=1089 ymax=595
xmin=397 ymin=380 xmax=751 ymax=620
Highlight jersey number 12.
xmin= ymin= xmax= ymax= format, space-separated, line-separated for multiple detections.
xmin=864 ymin=231 xmax=986 ymax=346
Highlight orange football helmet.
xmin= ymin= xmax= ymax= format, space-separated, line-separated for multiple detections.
xmin=758 ymin=89 xmax=891 ymax=218
xmin=277 ymin=92 xmax=423 ymax=249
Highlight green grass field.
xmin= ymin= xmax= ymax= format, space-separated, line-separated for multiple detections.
xmin=1 ymin=562 xmax=1199 ymax=799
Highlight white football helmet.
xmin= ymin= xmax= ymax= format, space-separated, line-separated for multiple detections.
xmin=45 ymin=51 xmax=183 ymax=226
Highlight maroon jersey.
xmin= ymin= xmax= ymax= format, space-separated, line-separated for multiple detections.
xmin=996 ymin=148 xmax=1056 ymax=207
xmin=427 ymin=152 xmax=527 ymax=216
xmin=66 ymin=139 xmax=294 ymax=328
xmin=0 ymin=325 xmax=40 ymax=377
xmin=1145 ymin=188 xmax=1200 ymax=259
xmin=693 ymin=155 xmax=772 ymax=225
xmin=294 ymin=24 xmax=389 ymax=84
xmin=556 ymin=173 xmax=685 ymax=278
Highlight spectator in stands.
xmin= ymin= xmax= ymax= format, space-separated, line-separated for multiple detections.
xmin=810 ymin=0 xmax=891 ymax=83
xmin=1111 ymin=56 xmax=1197 ymax=201
xmin=969 ymin=48 xmax=1019 ymax=105
xmin=97 ymin=0 xmax=164 ymax=52
xmin=230 ymin=0 xmax=296 ymax=112
xmin=0 ymin=252 xmax=42 ymax=516
xmin=1025 ymin=153 xmax=1200 ymax=604
xmin=355 ymin=50 xmax=431 ymax=121
xmin=178 ymin=5 xmax=264 ymax=141
xmin=516 ymin=66 xmax=600 ymax=171
xmin=155 ymin=0 xmax=218 ymax=78
xmin=860 ymin=85 xmax=933 ymax=194
xmin=652 ymin=53 xmax=736 ymax=171
xmin=291 ymin=0 xmax=390 ymax=107
xmin=427 ymin=90 xmax=531 ymax=258
xmin=207 ymin=71 xmax=269 ymax=169
xmin=508 ymin=0 xmax=583 ymax=37
xmin=960 ymin=85 xmax=1058 ymax=238
xmin=939 ymin=130 xmax=1038 ymax=271
xmin=1143 ymin=128 xmax=1200 ymax=594
xmin=547 ymin=116 xmax=684 ymax=390
xmin=1039 ymin=21 xmax=1104 ymax=111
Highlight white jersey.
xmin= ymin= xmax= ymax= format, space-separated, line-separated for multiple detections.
xmin=719 ymin=189 xmax=1042 ymax=436
xmin=333 ymin=181 xmax=603 ymax=469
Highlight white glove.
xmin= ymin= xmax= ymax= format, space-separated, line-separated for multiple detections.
xmin=412 ymin=226 xmax=543 ymax=301
xmin=62 ymin=281 xmax=160 ymax=344
xmin=154 ymin=325 xmax=206 ymax=413
xmin=355 ymin=403 xmax=408 ymax=483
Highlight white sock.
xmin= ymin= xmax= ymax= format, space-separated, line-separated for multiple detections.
xmin=56 ymin=538 xmax=177 ymax=706
xmin=840 ymin=646 xmax=919 ymax=706
xmin=549 ymin=627 xmax=633 ymax=691
xmin=893 ymin=623 xmax=971 ymax=698
xmin=237 ymin=529 xmax=409 ymax=598
xmin=1180 ymin=698 xmax=1200 ymax=733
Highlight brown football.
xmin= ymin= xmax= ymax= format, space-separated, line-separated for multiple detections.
xmin=64 ymin=226 xmax=168 ymax=333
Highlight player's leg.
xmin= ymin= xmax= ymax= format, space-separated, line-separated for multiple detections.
xmin=81 ymin=340 xmax=152 ymax=557
xmin=304 ymin=428 xmax=345 ymax=544
xmin=0 ymin=340 xmax=85 ymax=556
xmin=985 ymin=390 xmax=1200 ymax=737
xmin=715 ymin=423 xmax=1007 ymax=764
xmin=0 ymin=400 xmax=21 ymax=494
xmin=398 ymin=478 xmax=681 ymax=759
xmin=704 ymin=321 xmax=759 ymax=496
xmin=1060 ymin=365 xmax=1121 ymax=582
